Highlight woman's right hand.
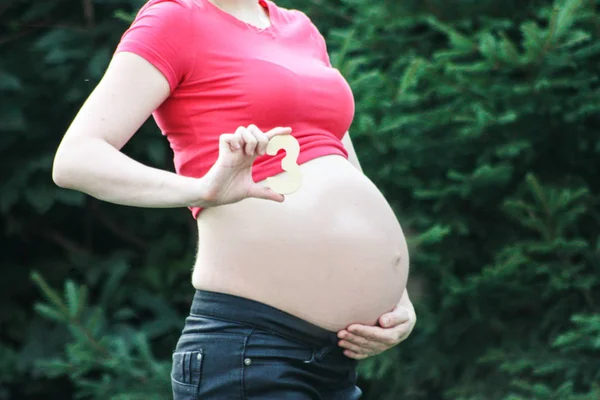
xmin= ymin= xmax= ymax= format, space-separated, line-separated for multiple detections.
xmin=198 ymin=125 xmax=293 ymax=207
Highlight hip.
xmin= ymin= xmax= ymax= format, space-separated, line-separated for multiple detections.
xmin=171 ymin=290 xmax=362 ymax=400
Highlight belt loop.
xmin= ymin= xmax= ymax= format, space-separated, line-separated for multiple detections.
xmin=303 ymin=349 xmax=316 ymax=364
xmin=315 ymin=345 xmax=332 ymax=361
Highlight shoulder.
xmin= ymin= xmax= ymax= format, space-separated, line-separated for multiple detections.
xmin=272 ymin=3 xmax=325 ymax=40
xmin=136 ymin=0 xmax=195 ymax=14
xmin=138 ymin=0 xmax=196 ymax=11
xmin=128 ymin=0 xmax=191 ymax=28
xmin=268 ymin=1 xmax=313 ymax=25
xmin=282 ymin=6 xmax=326 ymax=39
xmin=134 ymin=0 xmax=237 ymax=29
xmin=128 ymin=0 xmax=205 ymax=33
xmin=133 ymin=0 xmax=201 ymax=22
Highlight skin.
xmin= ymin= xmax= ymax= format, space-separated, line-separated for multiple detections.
xmin=338 ymin=288 xmax=416 ymax=359
xmin=338 ymin=132 xmax=417 ymax=359
xmin=52 ymin=0 xmax=417 ymax=361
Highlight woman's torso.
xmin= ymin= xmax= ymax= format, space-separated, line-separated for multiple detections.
xmin=116 ymin=0 xmax=410 ymax=331
xmin=193 ymin=155 xmax=409 ymax=331
xmin=133 ymin=0 xmax=357 ymax=218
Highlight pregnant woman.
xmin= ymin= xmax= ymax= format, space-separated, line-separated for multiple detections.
xmin=52 ymin=0 xmax=416 ymax=398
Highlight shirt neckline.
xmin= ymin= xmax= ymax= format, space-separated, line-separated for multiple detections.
xmin=200 ymin=0 xmax=277 ymax=34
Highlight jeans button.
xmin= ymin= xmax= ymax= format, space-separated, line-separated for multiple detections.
xmin=244 ymin=358 xmax=252 ymax=366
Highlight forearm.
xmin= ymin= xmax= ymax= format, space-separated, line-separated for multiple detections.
xmin=53 ymin=138 xmax=205 ymax=208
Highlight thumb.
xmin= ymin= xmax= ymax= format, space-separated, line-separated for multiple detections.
xmin=379 ymin=307 xmax=410 ymax=328
xmin=265 ymin=126 xmax=293 ymax=140
xmin=248 ymin=183 xmax=285 ymax=203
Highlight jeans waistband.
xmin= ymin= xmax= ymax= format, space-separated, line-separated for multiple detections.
xmin=190 ymin=290 xmax=340 ymax=349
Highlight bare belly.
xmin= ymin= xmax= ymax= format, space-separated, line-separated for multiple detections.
xmin=192 ymin=154 xmax=409 ymax=331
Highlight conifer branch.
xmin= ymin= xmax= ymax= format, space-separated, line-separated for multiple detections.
xmin=37 ymin=225 xmax=92 ymax=256
xmin=69 ymin=315 xmax=112 ymax=358
xmin=586 ymin=0 xmax=600 ymax=37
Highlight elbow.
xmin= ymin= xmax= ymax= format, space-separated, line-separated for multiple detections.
xmin=52 ymin=143 xmax=81 ymax=189
xmin=52 ymin=153 xmax=72 ymax=188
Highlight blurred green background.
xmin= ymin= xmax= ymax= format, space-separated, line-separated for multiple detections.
xmin=1 ymin=0 xmax=599 ymax=399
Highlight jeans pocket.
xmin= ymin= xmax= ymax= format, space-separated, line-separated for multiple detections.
xmin=171 ymin=350 xmax=203 ymax=399
xmin=244 ymin=329 xmax=314 ymax=364
xmin=242 ymin=330 xmax=317 ymax=398
xmin=174 ymin=332 xmax=247 ymax=398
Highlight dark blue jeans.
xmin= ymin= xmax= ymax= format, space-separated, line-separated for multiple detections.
xmin=171 ymin=290 xmax=363 ymax=399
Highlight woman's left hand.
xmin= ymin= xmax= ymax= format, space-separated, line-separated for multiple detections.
xmin=337 ymin=305 xmax=416 ymax=360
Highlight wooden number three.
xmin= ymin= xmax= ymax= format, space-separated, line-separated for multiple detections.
xmin=266 ymin=135 xmax=303 ymax=195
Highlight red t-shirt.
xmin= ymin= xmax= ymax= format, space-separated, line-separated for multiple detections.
xmin=114 ymin=0 xmax=355 ymax=218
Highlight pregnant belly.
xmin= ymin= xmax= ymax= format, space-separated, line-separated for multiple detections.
xmin=192 ymin=155 xmax=409 ymax=331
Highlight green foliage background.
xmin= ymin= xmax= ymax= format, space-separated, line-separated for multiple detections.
xmin=1 ymin=0 xmax=599 ymax=399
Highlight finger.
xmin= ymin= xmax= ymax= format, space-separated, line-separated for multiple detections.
xmin=219 ymin=133 xmax=241 ymax=151
xmin=338 ymin=339 xmax=371 ymax=354
xmin=379 ymin=308 xmax=411 ymax=328
xmin=233 ymin=127 xmax=248 ymax=150
xmin=230 ymin=135 xmax=243 ymax=150
xmin=338 ymin=331 xmax=371 ymax=348
xmin=264 ymin=126 xmax=293 ymax=141
xmin=343 ymin=350 xmax=369 ymax=360
xmin=247 ymin=183 xmax=285 ymax=203
xmin=347 ymin=325 xmax=400 ymax=346
xmin=247 ymin=125 xmax=269 ymax=156
xmin=397 ymin=330 xmax=411 ymax=343
xmin=339 ymin=334 xmax=388 ymax=355
xmin=240 ymin=128 xmax=258 ymax=156
xmin=337 ymin=329 xmax=349 ymax=339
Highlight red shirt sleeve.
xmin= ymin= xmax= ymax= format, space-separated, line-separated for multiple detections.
xmin=114 ymin=0 xmax=195 ymax=93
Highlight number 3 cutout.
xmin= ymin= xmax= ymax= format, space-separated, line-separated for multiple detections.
xmin=266 ymin=135 xmax=303 ymax=195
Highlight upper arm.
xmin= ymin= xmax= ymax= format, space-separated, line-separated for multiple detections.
xmin=342 ymin=131 xmax=363 ymax=172
xmin=60 ymin=52 xmax=171 ymax=151
xmin=58 ymin=0 xmax=194 ymax=151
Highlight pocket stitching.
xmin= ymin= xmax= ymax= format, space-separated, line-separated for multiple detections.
xmin=171 ymin=350 xmax=203 ymax=389
xmin=243 ymin=330 xmax=315 ymax=364
xmin=171 ymin=374 xmax=198 ymax=389
xmin=240 ymin=329 xmax=252 ymax=400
